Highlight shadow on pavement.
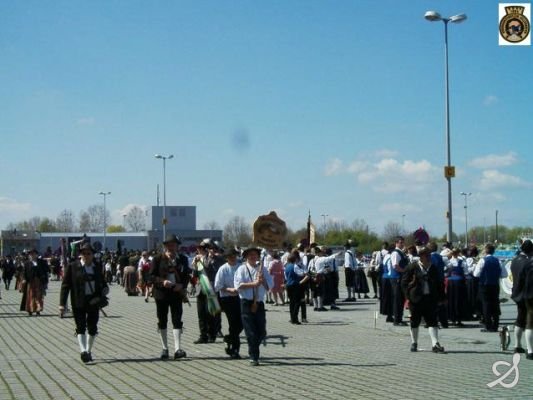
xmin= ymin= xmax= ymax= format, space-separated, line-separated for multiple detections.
xmin=259 ymin=357 xmax=396 ymax=368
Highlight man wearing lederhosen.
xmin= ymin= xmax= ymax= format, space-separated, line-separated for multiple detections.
xmin=214 ymin=247 xmax=243 ymax=359
xmin=150 ymin=234 xmax=191 ymax=360
xmin=192 ymin=238 xmax=224 ymax=344
xmin=343 ymin=241 xmax=356 ymax=302
xmin=59 ymin=243 xmax=108 ymax=363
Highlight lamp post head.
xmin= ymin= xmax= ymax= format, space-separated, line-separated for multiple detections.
xmin=450 ymin=14 xmax=467 ymax=23
xmin=168 ymin=154 xmax=174 ymax=160
xmin=99 ymin=191 xmax=111 ymax=196
xmin=155 ymin=154 xmax=163 ymax=159
xmin=424 ymin=11 xmax=443 ymax=22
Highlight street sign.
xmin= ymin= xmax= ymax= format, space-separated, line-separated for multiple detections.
xmin=444 ymin=166 xmax=456 ymax=178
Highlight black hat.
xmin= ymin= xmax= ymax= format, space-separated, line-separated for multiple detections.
xmin=163 ymin=234 xmax=182 ymax=245
xmin=224 ymin=247 xmax=240 ymax=258
xmin=242 ymin=246 xmax=261 ymax=259
xmin=79 ymin=243 xmax=94 ymax=254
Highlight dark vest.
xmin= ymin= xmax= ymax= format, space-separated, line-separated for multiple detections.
xmin=479 ymin=255 xmax=501 ymax=286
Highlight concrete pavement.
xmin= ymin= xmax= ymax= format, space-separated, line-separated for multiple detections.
xmin=0 ymin=281 xmax=531 ymax=400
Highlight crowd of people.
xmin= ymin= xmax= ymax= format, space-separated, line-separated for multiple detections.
xmin=1 ymin=235 xmax=533 ymax=365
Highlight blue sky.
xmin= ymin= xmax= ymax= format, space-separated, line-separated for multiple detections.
xmin=1 ymin=0 xmax=532 ymax=239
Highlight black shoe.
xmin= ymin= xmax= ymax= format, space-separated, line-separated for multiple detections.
xmin=160 ymin=349 xmax=169 ymax=360
xmin=342 ymin=298 xmax=351 ymax=302
xmin=87 ymin=352 xmax=93 ymax=362
xmin=330 ymin=305 xmax=339 ymax=310
xmin=174 ymin=349 xmax=186 ymax=359
xmin=456 ymin=322 xmax=465 ymax=327
xmin=301 ymin=319 xmax=308 ymax=323
xmin=393 ymin=322 xmax=408 ymax=326
xmin=80 ymin=351 xmax=90 ymax=363
xmin=364 ymin=295 xmax=370 ymax=299
xmin=230 ymin=352 xmax=241 ymax=359
xmin=527 ymin=353 xmax=533 ymax=360
xmin=208 ymin=337 xmax=216 ymax=343
xmin=386 ymin=317 xmax=394 ymax=323
xmin=318 ymin=307 xmax=328 ymax=312
xmin=292 ymin=321 xmax=301 ymax=325
xmin=432 ymin=343 xmax=446 ymax=353
xmin=194 ymin=337 xmax=208 ymax=344
xmin=410 ymin=343 xmax=417 ymax=352
xmin=373 ymin=295 xmax=378 ymax=299
xmin=514 ymin=347 xmax=526 ymax=354
xmin=313 ymin=307 xmax=318 ymax=311
xmin=250 ymin=359 xmax=259 ymax=366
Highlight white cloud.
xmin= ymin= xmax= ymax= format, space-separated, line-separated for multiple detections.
xmin=483 ymin=95 xmax=498 ymax=106
xmin=469 ymin=152 xmax=517 ymax=169
xmin=76 ymin=117 xmax=95 ymax=126
xmin=0 ymin=197 xmax=31 ymax=213
xmin=479 ymin=170 xmax=531 ymax=190
xmin=324 ymin=158 xmax=343 ymax=176
xmin=347 ymin=160 xmax=367 ymax=174
xmin=357 ymin=158 xmax=439 ymax=193
xmin=374 ymin=149 xmax=398 ymax=158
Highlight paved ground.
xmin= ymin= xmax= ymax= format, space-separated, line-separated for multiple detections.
xmin=0 ymin=280 xmax=531 ymax=400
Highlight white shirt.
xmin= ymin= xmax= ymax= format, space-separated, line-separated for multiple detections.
xmin=473 ymin=256 xmax=508 ymax=278
xmin=234 ymin=262 xmax=273 ymax=301
xmin=214 ymin=262 xmax=239 ymax=298
xmin=344 ymin=250 xmax=356 ymax=271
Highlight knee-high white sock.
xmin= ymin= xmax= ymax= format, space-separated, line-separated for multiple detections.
xmin=410 ymin=327 xmax=419 ymax=344
xmin=159 ymin=329 xmax=168 ymax=350
xmin=525 ymin=329 xmax=533 ymax=354
xmin=318 ymin=297 xmax=323 ymax=308
xmin=87 ymin=335 xmax=96 ymax=352
xmin=173 ymin=329 xmax=182 ymax=351
xmin=312 ymin=298 xmax=318 ymax=308
xmin=515 ymin=326 xmax=524 ymax=348
xmin=77 ymin=334 xmax=87 ymax=352
xmin=428 ymin=327 xmax=439 ymax=347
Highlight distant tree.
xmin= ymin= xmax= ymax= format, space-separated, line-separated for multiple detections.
xmin=79 ymin=211 xmax=91 ymax=232
xmin=350 ymin=218 xmax=369 ymax=232
xmin=382 ymin=221 xmax=403 ymax=243
xmin=79 ymin=205 xmax=109 ymax=232
xmin=37 ymin=217 xmax=57 ymax=232
xmin=203 ymin=220 xmax=221 ymax=231
xmin=107 ymin=225 xmax=125 ymax=233
xmin=56 ymin=209 xmax=76 ymax=232
xmin=125 ymin=206 xmax=146 ymax=232
xmin=223 ymin=216 xmax=252 ymax=247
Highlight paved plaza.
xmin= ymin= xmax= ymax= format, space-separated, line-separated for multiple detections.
xmin=0 ymin=280 xmax=531 ymax=400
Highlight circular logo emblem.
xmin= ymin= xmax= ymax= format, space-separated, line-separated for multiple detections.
xmin=500 ymin=6 xmax=531 ymax=43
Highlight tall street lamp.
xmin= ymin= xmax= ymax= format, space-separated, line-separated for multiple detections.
xmin=155 ymin=154 xmax=174 ymax=240
xmin=98 ymin=191 xmax=111 ymax=250
xmin=425 ymin=10 xmax=467 ymax=244
xmin=401 ymin=214 xmax=406 ymax=233
xmin=460 ymin=192 xmax=472 ymax=247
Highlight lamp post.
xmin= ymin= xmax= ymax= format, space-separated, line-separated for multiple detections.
xmin=460 ymin=192 xmax=472 ymax=247
xmin=98 ymin=191 xmax=111 ymax=250
xmin=425 ymin=10 xmax=467 ymax=244
xmin=401 ymin=214 xmax=406 ymax=233
xmin=320 ymin=213 xmax=328 ymax=238
xmin=122 ymin=213 xmax=127 ymax=231
xmin=155 ymin=154 xmax=174 ymax=239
